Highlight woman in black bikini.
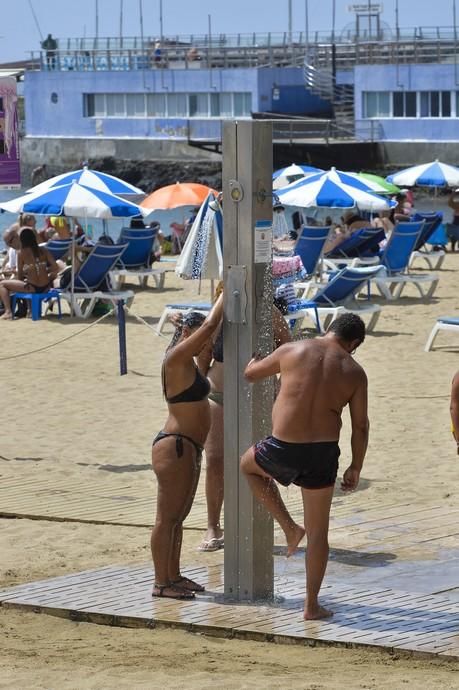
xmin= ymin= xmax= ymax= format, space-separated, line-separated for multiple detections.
xmin=151 ymin=293 xmax=224 ymax=600
xmin=0 ymin=227 xmax=58 ymax=320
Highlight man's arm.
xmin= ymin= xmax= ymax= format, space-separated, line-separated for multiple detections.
xmin=341 ymin=369 xmax=369 ymax=491
xmin=450 ymin=371 xmax=459 ymax=454
xmin=244 ymin=346 xmax=285 ymax=383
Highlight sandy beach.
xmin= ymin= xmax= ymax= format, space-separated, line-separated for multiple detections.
xmin=0 ymin=255 xmax=458 ymax=689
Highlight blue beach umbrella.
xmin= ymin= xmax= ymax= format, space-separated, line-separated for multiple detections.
xmin=277 ymin=168 xmax=395 ymax=211
xmin=386 ymin=160 xmax=459 ymax=188
xmin=0 ymin=181 xmax=149 ymax=219
xmin=273 ymin=163 xmax=322 ymax=190
xmin=27 ymin=165 xmax=145 ymax=196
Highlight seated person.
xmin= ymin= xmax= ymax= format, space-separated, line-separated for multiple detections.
xmin=1 ymin=228 xmax=21 ymax=278
xmin=0 ymin=227 xmax=59 ymax=320
xmin=322 ymin=210 xmax=368 ymax=255
xmin=48 ymin=216 xmax=72 ymax=240
xmin=390 ymin=193 xmax=411 ymax=223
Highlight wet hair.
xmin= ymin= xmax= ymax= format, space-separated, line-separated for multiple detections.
xmin=328 ymin=313 xmax=365 ymax=345
xmin=167 ymin=311 xmax=207 ymax=351
xmin=19 ymin=227 xmax=40 ymax=258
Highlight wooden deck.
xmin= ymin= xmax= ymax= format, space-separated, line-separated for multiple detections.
xmin=0 ymin=563 xmax=458 ymax=659
xmin=1 ymin=473 xmax=458 ymax=658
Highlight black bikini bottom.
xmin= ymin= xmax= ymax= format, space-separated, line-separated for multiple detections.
xmin=152 ymin=431 xmax=203 ymax=463
xmin=24 ymin=283 xmax=52 ymax=294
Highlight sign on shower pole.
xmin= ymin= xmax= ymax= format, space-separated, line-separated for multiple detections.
xmin=223 ymin=119 xmax=274 ymax=602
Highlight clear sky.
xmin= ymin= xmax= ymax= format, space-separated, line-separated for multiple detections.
xmin=0 ymin=0 xmax=452 ymax=63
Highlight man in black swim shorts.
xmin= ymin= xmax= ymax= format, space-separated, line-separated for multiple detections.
xmin=240 ymin=313 xmax=369 ymax=621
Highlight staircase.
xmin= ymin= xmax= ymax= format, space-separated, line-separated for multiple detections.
xmin=304 ymin=57 xmax=356 ymax=139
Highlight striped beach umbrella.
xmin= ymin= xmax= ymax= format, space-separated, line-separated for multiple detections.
xmin=277 ymin=168 xmax=395 ymax=211
xmin=386 ymin=160 xmax=459 ymax=188
xmin=0 ymin=181 xmax=149 ymax=218
xmin=27 ymin=165 xmax=145 ymax=196
xmin=273 ymin=164 xmax=322 ymax=190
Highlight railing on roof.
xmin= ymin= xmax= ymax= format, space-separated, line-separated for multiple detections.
xmin=50 ymin=27 xmax=459 ymax=50
xmin=29 ymin=30 xmax=459 ymax=72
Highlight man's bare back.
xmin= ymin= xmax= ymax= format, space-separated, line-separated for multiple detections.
xmin=271 ymin=338 xmax=366 ymax=443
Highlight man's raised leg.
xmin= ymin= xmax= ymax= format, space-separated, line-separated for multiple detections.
xmin=241 ymin=447 xmax=305 ymax=556
xmin=302 ymin=485 xmax=335 ymax=620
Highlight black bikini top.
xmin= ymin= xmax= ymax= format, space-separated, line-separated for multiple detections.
xmin=162 ymin=364 xmax=210 ymax=404
xmin=212 ymin=326 xmax=223 ymax=363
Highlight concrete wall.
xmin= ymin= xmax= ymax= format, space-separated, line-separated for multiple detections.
xmin=354 ymin=63 xmax=459 ymax=141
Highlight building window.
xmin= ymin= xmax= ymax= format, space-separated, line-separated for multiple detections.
xmin=126 ymin=94 xmax=145 ymax=117
xmin=393 ymin=91 xmax=416 ymax=117
xmin=167 ymin=93 xmax=187 ymax=117
xmin=106 ymin=94 xmax=125 ymax=117
xmin=83 ymin=92 xmax=252 ymax=119
xmin=420 ymin=91 xmax=451 ymax=117
xmin=362 ymin=92 xmax=390 ymax=117
xmin=147 ymin=93 xmax=167 ymax=116
xmin=363 ymin=90 xmax=455 ymax=119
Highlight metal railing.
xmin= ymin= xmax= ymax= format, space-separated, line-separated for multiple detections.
xmin=29 ymin=26 xmax=459 ymax=72
xmin=50 ymin=27 xmax=459 ymax=50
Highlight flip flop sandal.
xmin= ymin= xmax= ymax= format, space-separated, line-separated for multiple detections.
xmin=197 ymin=537 xmax=224 ymax=552
xmin=152 ymin=583 xmax=195 ymax=600
xmin=172 ymin=576 xmax=205 ymax=592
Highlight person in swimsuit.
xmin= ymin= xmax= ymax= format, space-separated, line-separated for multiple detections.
xmin=451 ymin=370 xmax=459 ymax=455
xmin=195 ymin=286 xmax=292 ymax=552
xmin=0 ymin=227 xmax=59 ymax=320
xmin=240 ymin=313 xmax=369 ymax=620
xmin=151 ymin=293 xmax=224 ymax=600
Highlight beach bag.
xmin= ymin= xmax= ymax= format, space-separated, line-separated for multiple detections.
xmin=14 ymin=298 xmax=28 ymax=319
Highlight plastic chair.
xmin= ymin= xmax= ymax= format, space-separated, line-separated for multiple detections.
xmin=424 ymin=316 xmax=459 ymax=351
xmin=373 ymin=221 xmax=440 ymax=299
xmin=11 ymin=289 xmax=62 ymax=321
xmin=287 ymin=264 xmax=383 ymax=334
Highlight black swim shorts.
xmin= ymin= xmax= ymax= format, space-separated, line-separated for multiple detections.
xmin=254 ymin=435 xmax=340 ymax=490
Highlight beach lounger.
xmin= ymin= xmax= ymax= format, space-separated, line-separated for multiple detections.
xmin=156 ymin=302 xmax=212 ymax=335
xmin=408 ymin=212 xmax=445 ymax=270
xmin=372 ymin=221 xmax=440 ymax=300
xmin=287 ymin=264 xmax=383 ymax=335
xmin=424 ymin=316 xmax=459 ymax=351
xmin=59 ymin=243 xmax=135 ymax=319
xmin=291 ymin=225 xmax=330 ymax=298
xmin=325 ymin=227 xmax=385 ymax=267
xmin=109 ymin=227 xmax=173 ymax=289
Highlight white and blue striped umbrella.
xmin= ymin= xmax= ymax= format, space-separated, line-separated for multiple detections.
xmin=27 ymin=165 xmax=144 ymax=196
xmin=386 ymin=160 xmax=459 ymax=188
xmin=273 ymin=163 xmax=322 ymax=190
xmin=0 ymin=181 xmax=149 ymax=219
xmin=277 ymin=167 xmax=395 ymax=211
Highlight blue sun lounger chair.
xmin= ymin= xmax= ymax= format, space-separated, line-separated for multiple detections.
xmin=424 ymin=316 xmax=459 ymax=351
xmin=408 ymin=212 xmax=445 ymax=270
xmin=109 ymin=226 xmax=173 ymax=289
xmin=372 ymin=221 xmax=440 ymax=299
xmin=287 ymin=264 xmax=383 ymax=334
xmin=60 ymin=242 xmax=135 ymax=318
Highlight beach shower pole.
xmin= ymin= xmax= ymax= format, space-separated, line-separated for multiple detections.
xmin=223 ymin=120 xmax=274 ymax=601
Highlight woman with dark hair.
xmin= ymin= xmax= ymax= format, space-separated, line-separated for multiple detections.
xmin=151 ymin=294 xmax=224 ymax=600
xmin=0 ymin=227 xmax=58 ymax=320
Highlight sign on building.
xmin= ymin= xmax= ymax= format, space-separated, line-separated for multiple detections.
xmin=0 ymin=76 xmax=21 ymax=190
